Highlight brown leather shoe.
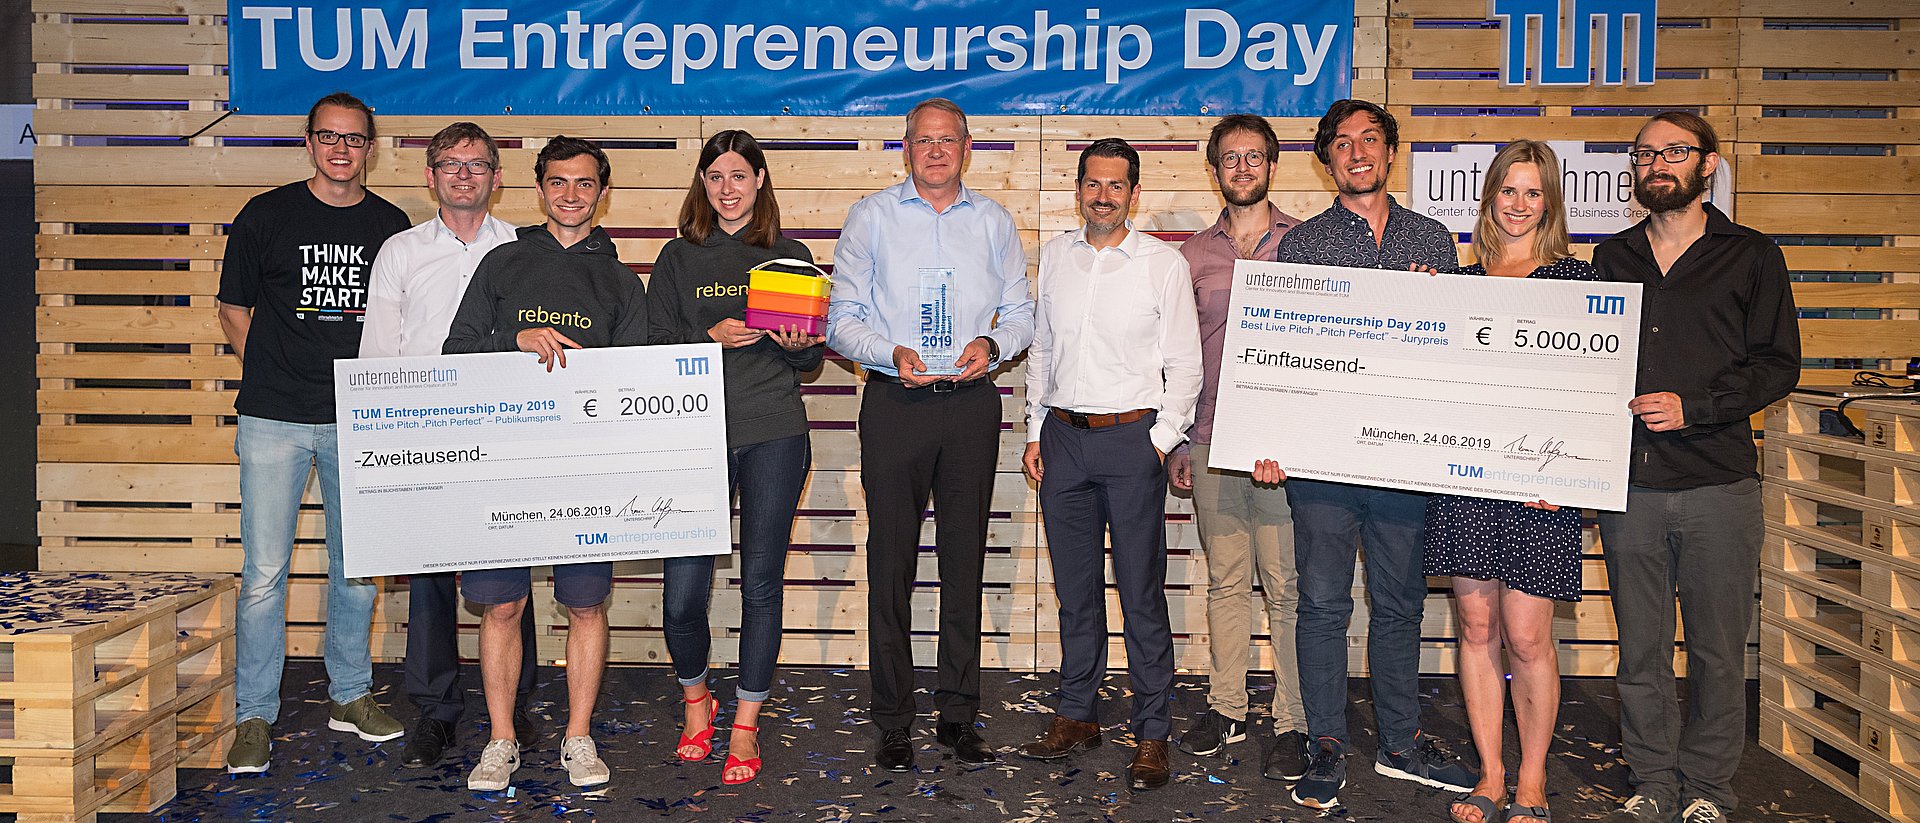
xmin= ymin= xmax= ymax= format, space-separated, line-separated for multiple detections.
xmin=1128 ymin=738 xmax=1171 ymax=790
xmin=1017 ymin=714 xmax=1102 ymax=760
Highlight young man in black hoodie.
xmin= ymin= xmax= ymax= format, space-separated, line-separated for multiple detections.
xmin=442 ymin=136 xmax=647 ymax=791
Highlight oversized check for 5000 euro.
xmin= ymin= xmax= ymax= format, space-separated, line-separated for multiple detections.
xmin=334 ymin=344 xmax=732 ymax=578
xmin=1206 ymin=261 xmax=1642 ymax=511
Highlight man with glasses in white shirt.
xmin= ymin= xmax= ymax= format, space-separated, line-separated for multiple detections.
xmin=359 ymin=122 xmax=538 ymax=768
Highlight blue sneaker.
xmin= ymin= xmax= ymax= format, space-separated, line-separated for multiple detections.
xmin=1290 ymin=737 xmax=1347 ymax=809
xmin=1374 ymin=731 xmax=1477 ymax=793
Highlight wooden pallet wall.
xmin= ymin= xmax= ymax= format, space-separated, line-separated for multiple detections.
xmin=31 ymin=0 xmax=1919 ymax=677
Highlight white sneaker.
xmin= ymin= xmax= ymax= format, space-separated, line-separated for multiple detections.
xmin=466 ymin=739 xmax=520 ymax=791
xmin=1681 ymin=798 xmax=1725 ymax=823
xmin=560 ymin=735 xmax=610 ymax=787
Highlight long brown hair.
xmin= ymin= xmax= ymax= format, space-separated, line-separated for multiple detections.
xmin=1472 ymin=139 xmax=1572 ymax=268
xmin=679 ymin=130 xmax=782 ymax=248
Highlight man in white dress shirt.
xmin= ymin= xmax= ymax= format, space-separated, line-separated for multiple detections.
xmin=1015 ymin=138 xmax=1203 ymax=791
xmin=358 ymin=122 xmax=535 ymax=766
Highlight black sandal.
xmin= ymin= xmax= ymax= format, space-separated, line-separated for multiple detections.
xmin=1503 ymin=801 xmax=1551 ymax=822
xmin=1449 ymin=794 xmax=1503 ymax=823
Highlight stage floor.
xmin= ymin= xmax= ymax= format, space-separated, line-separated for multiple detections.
xmin=136 ymin=660 xmax=1868 ymax=822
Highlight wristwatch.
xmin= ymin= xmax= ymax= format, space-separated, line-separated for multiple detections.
xmin=977 ymin=336 xmax=999 ymax=361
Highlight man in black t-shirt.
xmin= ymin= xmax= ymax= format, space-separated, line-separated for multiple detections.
xmin=1595 ymin=112 xmax=1799 ymax=823
xmin=215 ymin=92 xmax=411 ymax=775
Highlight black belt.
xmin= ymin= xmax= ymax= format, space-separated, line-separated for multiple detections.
xmin=1051 ymin=408 xmax=1153 ymax=429
xmin=866 ymin=371 xmax=986 ymax=393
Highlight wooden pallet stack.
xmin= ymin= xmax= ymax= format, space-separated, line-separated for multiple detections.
xmin=1763 ymin=392 xmax=1920 ymax=822
xmin=0 ymin=572 xmax=236 ymax=823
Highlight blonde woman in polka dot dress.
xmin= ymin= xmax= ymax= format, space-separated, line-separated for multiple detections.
xmin=1425 ymin=140 xmax=1594 ymax=823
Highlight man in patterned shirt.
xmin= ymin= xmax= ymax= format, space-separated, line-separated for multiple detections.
xmin=1260 ymin=99 xmax=1477 ymax=810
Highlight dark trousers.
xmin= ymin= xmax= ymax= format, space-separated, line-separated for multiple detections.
xmin=663 ymin=433 xmax=811 ymax=703
xmin=1598 ymin=478 xmax=1763 ymax=810
xmin=859 ymin=378 xmax=1000 ymax=731
xmin=405 ymin=571 xmax=535 ymax=723
xmin=1039 ymin=414 xmax=1175 ymax=740
xmin=1287 ymin=478 xmax=1429 ymax=753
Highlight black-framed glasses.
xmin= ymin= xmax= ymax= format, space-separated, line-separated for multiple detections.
xmin=309 ymin=129 xmax=370 ymax=148
xmin=431 ymin=159 xmax=496 ymax=175
xmin=1628 ymin=145 xmax=1704 ymax=166
xmin=1220 ymin=150 xmax=1268 ymax=169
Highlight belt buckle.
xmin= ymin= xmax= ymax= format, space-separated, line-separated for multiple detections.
xmin=1068 ymin=411 xmax=1091 ymax=428
xmin=931 ymin=380 xmax=956 ymax=393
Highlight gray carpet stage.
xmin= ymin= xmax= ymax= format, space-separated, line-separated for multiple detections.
xmin=127 ymin=661 xmax=1871 ymax=822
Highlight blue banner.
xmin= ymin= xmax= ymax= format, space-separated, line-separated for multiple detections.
xmin=228 ymin=0 xmax=1353 ymax=117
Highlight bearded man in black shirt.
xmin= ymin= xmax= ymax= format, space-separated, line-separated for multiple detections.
xmin=1594 ymin=111 xmax=1800 ymax=823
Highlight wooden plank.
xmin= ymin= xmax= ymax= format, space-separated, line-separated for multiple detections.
xmin=710 ymin=116 xmax=1044 ymax=141
xmin=39 ymin=426 xmax=235 ymax=464
xmin=1739 ymin=118 xmax=1920 ymax=147
xmin=1390 ymin=24 xmax=1738 ymax=69
xmin=1800 ymin=319 xmax=1920 ymax=359
xmin=1739 ymin=0 xmax=1920 ymax=16
xmin=1793 ymin=283 xmax=1920 ymax=309
xmin=38 ymin=306 xmax=223 ymax=345
xmin=37 ymin=270 xmax=218 ymax=296
xmin=1736 ymin=78 xmax=1920 ymax=108
xmin=1389 ymin=74 xmax=1736 ymax=106
xmin=37 ymin=354 xmax=239 ymax=381
xmin=1039 ymin=116 xmax=1322 ymax=141
xmin=40 ymin=389 xmax=234 ymax=416
xmin=1740 ymin=31 xmax=1920 ymax=71
xmin=36 ymin=0 xmax=224 ymax=13
xmin=1398 ymin=115 xmax=1736 ymax=143
xmin=1391 ymin=0 xmax=1733 ymax=16
xmin=1740 ymin=195 xmax=1920 ymax=237
xmin=1782 ymin=247 xmax=1920 ymax=275
xmin=37 ymin=234 xmax=223 ymax=260
xmin=33 ymin=22 xmax=225 ymax=65
xmin=29 ymin=110 xmax=703 ymax=139
xmin=34 ymin=185 xmax=1045 ymax=231
xmin=33 ymin=72 xmax=227 ymax=102
xmin=1740 ymin=156 xmax=1920 ymax=195
xmin=34 ymin=144 xmax=1046 ymax=191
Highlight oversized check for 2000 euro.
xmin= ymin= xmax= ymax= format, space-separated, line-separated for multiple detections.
xmin=334 ymin=344 xmax=732 ymax=578
xmin=1206 ymin=261 xmax=1643 ymax=511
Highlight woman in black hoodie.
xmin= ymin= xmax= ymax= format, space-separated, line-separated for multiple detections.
xmin=647 ymin=130 xmax=822 ymax=786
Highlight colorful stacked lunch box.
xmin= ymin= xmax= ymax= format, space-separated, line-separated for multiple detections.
xmin=745 ymin=258 xmax=830 ymax=336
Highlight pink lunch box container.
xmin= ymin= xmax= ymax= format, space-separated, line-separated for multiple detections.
xmin=744 ymin=307 xmax=826 ymax=336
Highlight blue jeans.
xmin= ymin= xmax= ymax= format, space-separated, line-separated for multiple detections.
xmin=663 ymin=433 xmax=810 ymax=703
xmin=1288 ymin=478 xmax=1429 ymax=752
xmin=234 ymin=415 xmax=376 ymax=724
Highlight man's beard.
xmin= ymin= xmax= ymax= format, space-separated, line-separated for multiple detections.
xmin=1635 ymin=165 xmax=1709 ymax=214
xmin=1223 ymin=177 xmax=1269 ymax=208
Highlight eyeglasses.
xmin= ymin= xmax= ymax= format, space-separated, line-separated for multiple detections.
xmin=909 ymin=136 xmax=963 ymax=150
xmin=1627 ymin=145 xmax=1704 ymax=166
xmin=309 ymin=129 xmax=370 ymax=148
xmin=1220 ymin=150 xmax=1268 ymax=169
xmin=431 ymin=159 xmax=496 ymax=175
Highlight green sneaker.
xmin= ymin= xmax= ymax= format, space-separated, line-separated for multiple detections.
xmin=327 ymin=694 xmax=404 ymax=742
xmin=227 ymin=717 xmax=271 ymax=774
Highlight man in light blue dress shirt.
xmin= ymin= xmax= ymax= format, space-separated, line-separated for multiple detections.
xmin=826 ymin=97 xmax=1034 ymax=773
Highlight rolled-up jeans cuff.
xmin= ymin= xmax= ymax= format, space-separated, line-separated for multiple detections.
xmin=736 ymin=687 xmax=771 ymax=703
xmin=678 ymin=669 xmax=708 ymax=689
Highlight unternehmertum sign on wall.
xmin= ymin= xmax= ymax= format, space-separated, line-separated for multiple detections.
xmin=226 ymin=1 xmax=1354 ymax=116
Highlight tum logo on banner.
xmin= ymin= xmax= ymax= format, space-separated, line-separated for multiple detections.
xmin=1489 ymin=0 xmax=1657 ymax=87
xmin=1587 ymin=294 xmax=1627 ymax=315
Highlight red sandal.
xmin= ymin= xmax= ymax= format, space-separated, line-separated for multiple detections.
xmin=677 ymin=692 xmax=718 ymax=761
xmin=722 ymin=722 xmax=762 ymax=785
